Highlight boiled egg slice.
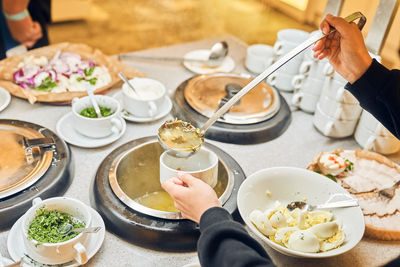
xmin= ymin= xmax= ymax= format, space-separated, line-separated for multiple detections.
xmin=269 ymin=210 xmax=288 ymax=229
xmin=274 ymin=227 xmax=298 ymax=245
xmin=320 ymin=230 xmax=345 ymax=251
xmin=288 ymin=230 xmax=320 ymax=253
xmin=309 ymin=221 xmax=339 ymax=239
xmin=306 ymin=210 xmax=333 ymax=226
xmin=249 ymin=210 xmax=275 ymax=236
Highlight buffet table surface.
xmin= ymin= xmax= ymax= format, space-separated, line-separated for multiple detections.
xmin=1 ymin=35 xmax=399 ymax=267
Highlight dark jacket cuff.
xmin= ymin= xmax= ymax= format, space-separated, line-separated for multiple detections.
xmin=199 ymin=207 xmax=232 ymax=232
xmin=345 ymin=59 xmax=391 ymax=103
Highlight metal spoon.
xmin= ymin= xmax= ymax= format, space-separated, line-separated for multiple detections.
xmin=118 ymin=72 xmax=140 ymax=97
xmin=85 ymin=82 xmax=102 ymax=118
xmin=58 ymin=223 xmax=102 ymax=235
xmin=286 ymin=199 xmax=359 ymax=212
xmin=118 ymin=41 xmax=228 ymax=67
xmin=158 ymin=12 xmax=366 ymax=158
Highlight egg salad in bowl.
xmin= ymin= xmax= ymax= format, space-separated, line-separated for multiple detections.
xmin=237 ymin=167 xmax=365 ymax=258
xmin=249 ymin=201 xmax=345 ymax=253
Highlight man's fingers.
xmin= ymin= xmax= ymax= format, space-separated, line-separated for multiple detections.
xmin=320 ymin=19 xmax=330 ymax=35
xmin=325 ymin=14 xmax=352 ymax=35
xmin=177 ymin=172 xmax=198 ymax=187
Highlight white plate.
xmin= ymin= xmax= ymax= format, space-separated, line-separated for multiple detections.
xmin=113 ymin=91 xmax=173 ymax=123
xmin=0 ymin=86 xmax=11 ymax=112
xmin=56 ymin=112 xmax=126 ymax=148
xmin=7 ymin=206 xmax=105 ymax=267
xmin=183 ymin=49 xmax=235 ymax=74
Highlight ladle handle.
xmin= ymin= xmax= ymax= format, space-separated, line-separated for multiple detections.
xmin=200 ymin=12 xmax=366 ymax=132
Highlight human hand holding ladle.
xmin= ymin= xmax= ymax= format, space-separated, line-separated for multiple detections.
xmin=158 ymin=12 xmax=366 ymax=158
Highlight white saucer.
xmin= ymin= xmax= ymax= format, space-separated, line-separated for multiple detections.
xmin=56 ymin=112 xmax=126 ymax=148
xmin=113 ymin=91 xmax=173 ymax=123
xmin=7 ymin=206 xmax=105 ymax=267
xmin=0 ymin=86 xmax=11 ymax=112
xmin=183 ymin=49 xmax=235 ymax=74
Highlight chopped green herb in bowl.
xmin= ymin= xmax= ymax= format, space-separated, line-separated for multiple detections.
xmin=27 ymin=207 xmax=85 ymax=244
xmin=79 ymin=106 xmax=114 ymax=118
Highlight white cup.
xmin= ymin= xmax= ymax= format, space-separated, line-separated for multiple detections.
xmin=273 ymin=29 xmax=309 ymax=57
xmin=292 ymin=75 xmax=324 ymax=95
xmin=355 ymin=124 xmax=400 ymax=155
xmin=72 ymin=95 xmax=123 ymax=138
xmin=357 ymin=111 xmax=393 ymax=136
xmin=245 ymin=44 xmax=274 ymax=74
xmin=291 ymin=91 xmax=320 ymax=113
xmin=22 ymin=197 xmax=91 ymax=265
xmin=122 ymin=78 xmax=166 ymax=118
xmin=266 ymin=71 xmax=295 ymax=92
xmin=160 ymin=147 xmax=218 ymax=188
xmin=298 ymin=57 xmax=329 ymax=79
xmin=313 ymin=104 xmax=358 ymax=138
xmin=318 ymin=96 xmax=362 ymax=121
xmin=277 ymin=57 xmax=303 ymax=75
xmin=320 ymin=77 xmax=359 ymax=104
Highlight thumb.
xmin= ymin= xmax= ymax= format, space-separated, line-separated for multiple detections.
xmin=325 ymin=14 xmax=353 ymax=36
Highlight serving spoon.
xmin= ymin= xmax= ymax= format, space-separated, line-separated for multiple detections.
xmin=118 ymin=72 xmax=140 ymax=97
xmin=286 ymin=199 xmax=359 ymax=212
xmin=58 ymin=223 xmax=102 ymax=236
xmin=158 ymin=12 xmax=366 ymax=158
xmin=85 ymin=82 xmax=102 ymax=118
xmin=119 ymin=41 xmax=228 ymax=67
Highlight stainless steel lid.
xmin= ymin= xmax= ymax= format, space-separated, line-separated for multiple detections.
xmin=0 ymin=123 xmax=54 ymax=199
xmin=183 ymin=73 xmax=280 ymax=124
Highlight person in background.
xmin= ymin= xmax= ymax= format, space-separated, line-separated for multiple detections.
xmin=0 ymin=0 xmax=50 ymax=59
xmin=162 ymin=14 xmax=400 ymax=267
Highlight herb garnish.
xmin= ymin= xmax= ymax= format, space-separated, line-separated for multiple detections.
xmin=34 ymin=77 xmax=57 ymax=92
xmin=345 ymin=159 xmax=354 ymax=172
xmin=80 ymin=106 xmax=114 ymax=118
xmin=314 ymin=170 xmax=337 ymax=182
xmin=28 ymin=207 xmax=85 ymax=244
xmin=76 ymin=66 xmax=97 ymax=85
xmin=84 ymin=66 xmax=95 ymax=77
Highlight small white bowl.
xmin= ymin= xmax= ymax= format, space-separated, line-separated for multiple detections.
xmin=22 ymin=197 xmax=92 ymax=265
xmin=160 ymin=147 xmax=218 ymax=188
xmin=237 ymin=167 xmax=365 ymax=258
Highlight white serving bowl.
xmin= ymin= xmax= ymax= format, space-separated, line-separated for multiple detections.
xmin=237 ymin=167 xmax=365 ymax=258
xmin=22 ymin=197 xmax=92 ymax=265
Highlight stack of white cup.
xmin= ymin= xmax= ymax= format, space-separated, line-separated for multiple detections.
xmin=313 ymin=53 xmax=381 ymax=138
xmin=290 ymin=45 xmax=329 ymax=113
xmin=266 ymin=29 xmax=309 ymax=92
xmin=355 ymin=111 xmax=400 ymax=155
xmin=245 ymin=44 xmax=275 ymax=75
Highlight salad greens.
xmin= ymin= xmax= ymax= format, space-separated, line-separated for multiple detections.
xmin=28 ymin=207 xmax=85 ymax=244
xmin=34 ymin=77 xmax=57 ymax=91
xmin=80 ymin=106 xmax=114 ymax=118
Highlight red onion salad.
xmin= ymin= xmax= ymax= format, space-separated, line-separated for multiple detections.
xmin=13 ymin=52 xmax=99 ymax=92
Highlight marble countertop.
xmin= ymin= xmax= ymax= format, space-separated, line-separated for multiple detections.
xmin=1 ymin=36 xmax=399 ymax=267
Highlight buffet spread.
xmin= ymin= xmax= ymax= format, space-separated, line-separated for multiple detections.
xmin=0 ymin=36 xmax=399 ymax=267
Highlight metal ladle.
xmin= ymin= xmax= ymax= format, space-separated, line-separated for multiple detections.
xmin=159 ymin=12 xmax=366 ymax=158
xmin=119 ymin=41 xmax=228 ymax=67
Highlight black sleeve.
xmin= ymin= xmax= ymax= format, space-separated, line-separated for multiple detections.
xmin=345 ymin=59 xmax=400 ymax=139
xmin=384 ymin=256 xmax=400 ymax=267
xmin=197 ymin=207 xmax=275 ymax=267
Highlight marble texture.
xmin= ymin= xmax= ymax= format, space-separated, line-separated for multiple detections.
xmin=0 ymin=36 xmax=399 ymax=267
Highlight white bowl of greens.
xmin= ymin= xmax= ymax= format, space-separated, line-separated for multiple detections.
xmin=22 ymin=197 xmax=92 ymax=265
